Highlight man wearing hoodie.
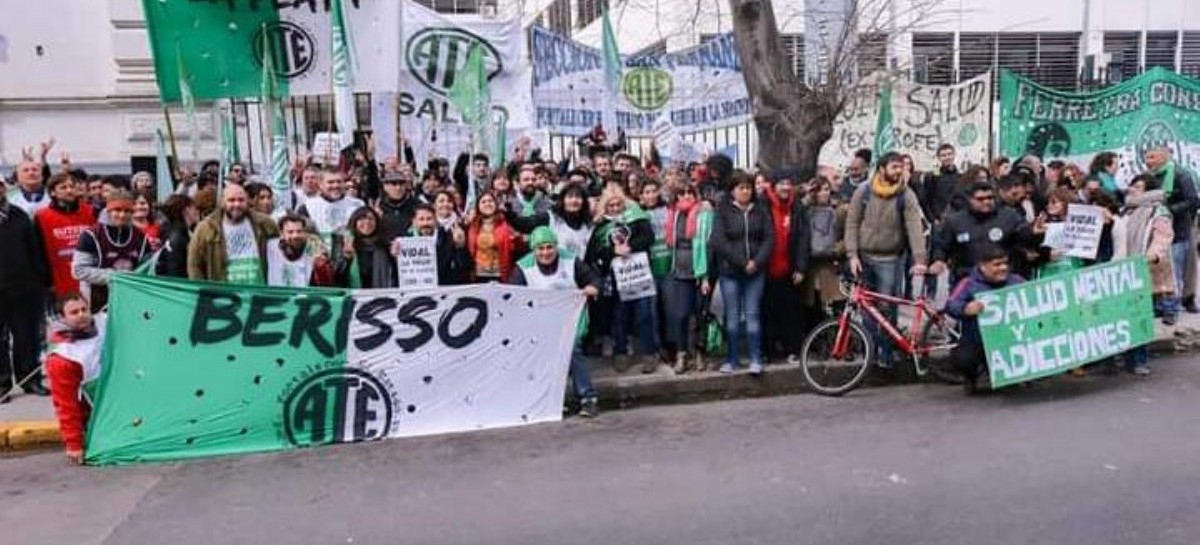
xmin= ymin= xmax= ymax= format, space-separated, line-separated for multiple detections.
xmin=35 ymin=173 xmax=94 ymax=297
xmin=945 ymin=244 xmax=1024 ymax=393
xmin=845 ymin=152 xmax=928 ymax=372
xmin=920 ymin=143 xmax=961 ymax=223
xmin=0 ymin=176 xmax=51 ymax=401
xmin=762 ymin=173 xmax=810 ymax=361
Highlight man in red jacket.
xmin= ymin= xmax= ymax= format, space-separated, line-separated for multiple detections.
xmin=35 ymin=173 xmax=93 ymax=297
xmin=45 ymin=292 xmax=105 ymax=464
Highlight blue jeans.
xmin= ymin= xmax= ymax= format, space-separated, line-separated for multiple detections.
xmin=862 ymin=256 xmax=903 ymax=367
xmin=1172 ymin=238 xmax=1192 ymax=299
xmin=613 ymin=296 xmax=660 ymax=356
xmin=1125 ymin=346 xmax=1149 ymax=370
xmin=662 ymin=276 xmax=700 ymax=350
xmin=569 ymin=344 xmax=596 ymax=399
xmin=719 ymin=273 xmax=765 ymax=365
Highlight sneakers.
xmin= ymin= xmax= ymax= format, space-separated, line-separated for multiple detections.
xmin=718 ymin=363 xmax=735 ymax=374
xmin=578 ymin=397 xmax=599 ymax=418
xmin=1131 ymin=366 xmax=1151 ymax=377
xmin=786 ymin=354 xmax=801 ymax=365
xmin=641 ymin=356 xmax=660 ymax=374
xmin=672 ymin=352 xmax=688 ymax=374
xmin=748 ymin=362 xmax=764 ymax=376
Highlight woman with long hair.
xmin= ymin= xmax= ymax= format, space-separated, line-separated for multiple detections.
xmin=131 ymin=191 xmax=162 ymax=250
xmin=660 ymin=184 xmax=713 ymax=373
xmin=465 ymin=191 xmax=523 ymax=283
xmin=155 ymin=194 xmax=199 ymax=278
xmin=710 ymin=172 xmax=774 ymax=375
xmin=333 ymin=206 xmax=396 ymax=288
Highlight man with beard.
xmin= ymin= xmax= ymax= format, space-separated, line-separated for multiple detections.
xmin=0 ymin=176 xmax=51 ymax=401
xmin=509 ymin=163 xmax=552 ymax=218
xmin=845 ymin=152 xmax=928 ymax=374
xmin=453 ymin=152 xmax=490 ymax=210
xmin=188 ymin=183 xmax=279 ymax=284
xmin=72 ymin=191 xmax=150 ymax=313
xmin=266 ymin=214 xmax=334 ymax=287
xmin=921 ymin=143 xmax=961 ymax=223
xmin=36 ymin=173 xmax=94 ymax=297
xmin=838 ymin=149 xmax=871 ymax=203
xmin=393 ymin=204 xmax=470 ymax=285
xmin=297 ymin=169 xmax=365 ymax=245
xmin=930 ymin=179 xmax=1041 ymax=283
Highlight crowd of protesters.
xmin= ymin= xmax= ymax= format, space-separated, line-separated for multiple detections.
xmin=2 ymin=129 xmax=1196 ymax=460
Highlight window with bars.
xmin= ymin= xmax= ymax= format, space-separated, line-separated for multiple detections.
xmin=779 ymin=34 xmax=804 ymax=77
xmin=412 ymin=0 xmax=481 ymax=14
xmin=1184 ymin=31 xmax=1200 ymax=77
xmin=1145 ymin=31 xmax=1178 ymax=70
xmin=576 ymin=0 xmax=609 ymax=29
xmin=856 ymin=33 xmax=888 ymax=77
xmin=546 ymin=0 xmax=571 ymax=36
xmin=1034 ymin=32 xmax=1080 ymax=90
xmin=958 ymin=32 xmax=995 ymax=81
xmin=1104 ymin=31 xmax=1141 ymax=76
xmin=912 ymin=33 xmax=954 ymax=84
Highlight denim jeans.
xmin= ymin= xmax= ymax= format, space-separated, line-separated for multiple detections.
xmin=569 ymin=344 xmax=596 ymax=399
xmin=662 ymin=276 xmax=700 ymax=350
xmin=719 ymin=273 xmax=765 ymax=366
xmin=862 ymin=255 xmax=904 ymax=367
xmin=1125 ymin=346 xmax=1149 ymax=370
xmin=1172 ymin=238 xmax=1192 ymax=299
xmin=613 ymin=296 xmax=660 ymax=356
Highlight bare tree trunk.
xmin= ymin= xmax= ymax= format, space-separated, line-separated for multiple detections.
xmin=728 ymin=0 xmax=834 ymax=176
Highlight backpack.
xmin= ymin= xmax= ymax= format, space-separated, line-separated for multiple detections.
xmin=856 ymin=186 xmax=931 ymax=249
xmin=808 ymin=206 xmax=839 ymax=259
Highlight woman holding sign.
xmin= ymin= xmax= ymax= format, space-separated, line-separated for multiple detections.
xmin=710 ymin=173 xmax=774 ymax=376
xmin=587 ymin=187 xmax=661 ymax=374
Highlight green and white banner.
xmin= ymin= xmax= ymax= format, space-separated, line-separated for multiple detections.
xmin=978 ymin=258 xmax=1155 ymax=389
xmin=819 ymin=72 xmax=991 ymax=171
xmin=999 ymin=68 xmax=1200 ymax=179
xmin=142 ymin=0 xmax=400 ymax=102
xmin=86 ymin=275 xmax=583 ymax=464
xmin=530 ymin=27 xmax=749 ymax=137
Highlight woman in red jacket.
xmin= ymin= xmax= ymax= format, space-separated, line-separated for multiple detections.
xmin=466 ymin=192 xmax=524 ymax=283
xmin=45 ymin=292 xmax=105 ymax=464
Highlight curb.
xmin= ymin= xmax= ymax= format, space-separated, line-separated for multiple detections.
xmin=0 ymin=421 xmax=61 ymax=453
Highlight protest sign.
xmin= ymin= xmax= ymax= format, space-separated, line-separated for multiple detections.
xmin=85 ymin=275 xmax=584 ymax=464
xmin=395 ymin=236 xmax=438 ymax=286
xmin=999 ymin=68 xmax=1200 ymax=180
xmin=310 ymin=132 xmax=341 ymax=164
xmin=1059 ymin=204 xmax=1105 ymax=259
xmin=977 ymin=258 xmax=1155 ymax=389
xmin=530 ymin=27 xmax=750 ymax=137
xmin=612 ymin=252 xmax=656 ymax=301
xmin=819 ymin=72 xmax=991 ymax=170
xmin=142 ymin=0 xmax=400 ymax=102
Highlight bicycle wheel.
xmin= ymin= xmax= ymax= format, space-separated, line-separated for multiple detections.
xmin=800 ymin=317 xmax=874 ymax=396
xmin=917 ymin=315 xmax=963 ymax=385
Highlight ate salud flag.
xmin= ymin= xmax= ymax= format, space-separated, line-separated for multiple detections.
xmin=141 ymin=0 xmax=399 ymax=102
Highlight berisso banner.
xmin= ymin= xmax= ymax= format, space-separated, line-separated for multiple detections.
xmin=85 ymin=275 xmax=583 ymax=465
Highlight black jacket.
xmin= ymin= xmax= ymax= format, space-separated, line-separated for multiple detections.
xmin=922 ymin=166 xmax=960 ymax=222
xmin=506 ymin=256 xmax=602 ymax=291
xmin=378 ymin=195 xmax=417 ymax=241
xmin=585 ymin=214 xmax=655 ymax=279
xmin=710 ymin=197 xmax=775 ymax=278
xmin=1158 ymin=166 xmax=1200 ymax=244
xmin=931 ymin=206 xmax=1036 ymax=280
xmin=0 ymin=203 xmax=48 ymax=290
xmin=155 ymin=222 xmax=191 ymax=278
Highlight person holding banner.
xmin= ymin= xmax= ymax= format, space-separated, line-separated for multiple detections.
xmin=296 ymin=169 xmax=364 ymax=245
xmin=588 ymin=187 xmax=661 ymax=374
xmin=507 ymin=226 xmax=603 ymax=418
xmin=1113 ymin=174 xmax=1176 ymax=372
xmin=711 ymin=173 xmax=775 ymax=375
xmin=187 ymin=183 xmax=279 ymax=285
xmin=265 ymin=215 xmax=335 ymax=288
xmin=333 ymin=207 xmax=396 ymax=289
xmin=945 ymin=244 xmax=1024 ymax=394
xmin=44 ymin=293 xmax=105 ymax=464
xmin=72 ymin=190 xmax=150 ymax=313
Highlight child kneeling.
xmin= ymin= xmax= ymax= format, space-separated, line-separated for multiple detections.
xmin=46 ymin=293 xmax=105 ymax=464
xmin=945 ymin=244 xmax=1024 ymax=394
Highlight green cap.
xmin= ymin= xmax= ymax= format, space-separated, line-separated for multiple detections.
xmin=529 ymin=226 xmax=558 ymax=248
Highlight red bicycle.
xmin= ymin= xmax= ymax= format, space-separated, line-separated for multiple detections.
xmin=800 ymin=277 xmax=962 ymax=396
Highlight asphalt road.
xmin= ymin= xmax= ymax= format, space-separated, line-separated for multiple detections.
xmin=5 ymin=355 xmax=1200 ymax=545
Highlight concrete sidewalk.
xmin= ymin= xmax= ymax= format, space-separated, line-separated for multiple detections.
xmin=5 ymin=313 xmax=1200 ymax=453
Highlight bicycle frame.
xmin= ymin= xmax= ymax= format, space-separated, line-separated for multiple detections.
xmin=831 ymin=282 xmax=948 ymax=362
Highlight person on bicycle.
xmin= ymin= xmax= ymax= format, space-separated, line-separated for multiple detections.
xmin=844 ymin=151 xmax=928 ymax=374
xmin=945 ymin=243 xmax=1025 ymax=393
xmin=929 ymin=179 xmax=1041 ymax=284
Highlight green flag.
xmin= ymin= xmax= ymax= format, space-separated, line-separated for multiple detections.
xmin=872 ymin=81 xmax=895 ymax=166
xmin=176 ymin=48 xmax=201 ymax=163
xmin=447 ymin=42 xmax=491 ymax=153
xmin=331 ymin=0 xmax=358 ymax=149
xmin=219 ymin=101 xmax=239 ymax=186
xmin=600 ymin=7 xmax=622 ymax=133
xmin=142 ymin=0 xmax=287 ymax=102
xmin=261 ymin=26 xmax=291 ymax=211
xmin=154 ymin=129 xmax=174 ymax=205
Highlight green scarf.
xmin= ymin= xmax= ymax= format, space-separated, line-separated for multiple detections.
xmin=1098 ymin=172 xmax=1118 ymax=194
xmin=1155 ymin=161 xmax=1176 ymax=196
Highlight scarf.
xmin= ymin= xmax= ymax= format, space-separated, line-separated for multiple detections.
xmin=665 ymin=200 xmax=700 ymax=247
xmin=437 ymin=213 xmax=460 ymax=231
xmin=1155 ymin=161 xmax=1176 ymax=196
xmin=870 ymin=173 xmax=903 ymax=199
xmin=1124 ymin=189 xmax=1168 ymax=256
xmin=1098 ymin=172 xmax=1119 ymax=194
xmin=765 ymin=187 xmax=795 ymax=278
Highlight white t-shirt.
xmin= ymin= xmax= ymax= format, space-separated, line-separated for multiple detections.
xmin=223 ymin=219 xmax=262 ymax=285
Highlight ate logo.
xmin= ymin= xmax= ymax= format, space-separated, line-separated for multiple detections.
xmin=406 ymin=28 xmax=502 ymax=97
xmin=253 ymin=22 xmax=317 ymax=79
xmin=284 ymin=368 xmax=395 ymax=447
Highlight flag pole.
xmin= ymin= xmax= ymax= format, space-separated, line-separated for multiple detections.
xmin=162 ymin=107 xmax=179 ymax=175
